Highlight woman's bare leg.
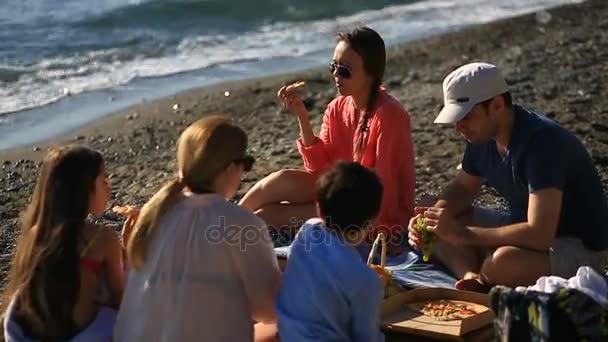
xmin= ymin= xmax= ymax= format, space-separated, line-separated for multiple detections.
xmin=255 ymin=203 xmax=317 ymax=228
xmin=254 ymin=323 xmax=279 ymax=342
xmin=239 ymin=169 xmax=317 ymax=211
xmin=239 ymin=169 xmax=318 ymax=229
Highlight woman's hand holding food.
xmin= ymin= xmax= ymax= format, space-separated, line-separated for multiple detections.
xmin=277 ymin=81 xmax=308 ymax=119
xmin=112 ymin=205 xmax=140 ymax=247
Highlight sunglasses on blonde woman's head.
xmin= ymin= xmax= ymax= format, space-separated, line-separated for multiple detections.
xmin=234 ymin=155 xmax=255 ymax=172
xmin=329 ymin=62 xmax=352 ymax=79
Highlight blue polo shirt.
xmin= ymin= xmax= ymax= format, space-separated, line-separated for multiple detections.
xmin=462 ymin=105 xmax=608 ymax=250
xmin=276 ymin=219 xmax=384 ymax=342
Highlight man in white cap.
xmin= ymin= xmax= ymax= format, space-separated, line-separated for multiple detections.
xmin=408 ymin=62 xmax=608 ymax=292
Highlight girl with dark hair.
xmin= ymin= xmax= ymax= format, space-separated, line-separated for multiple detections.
xmin=1 ymin=145 xmax=124 ymax=341
xmin=240 ymin=27 xmax=415 ymax=250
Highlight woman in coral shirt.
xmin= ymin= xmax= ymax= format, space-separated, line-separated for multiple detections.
xmin=240 ymin=27 xmax=415 ymax=249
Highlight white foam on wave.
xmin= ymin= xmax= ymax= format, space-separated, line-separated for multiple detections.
xmin=1 ymin=0 xmax=150 ymax=26
xmin=0 ymin=0 xmax=580 ymax=115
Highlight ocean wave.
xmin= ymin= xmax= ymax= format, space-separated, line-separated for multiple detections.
xmin=0 ymin=0 xmax=578 ymax=115
xmin=75 ymin=0 xmax=422 ymax=30
xmin=0 ymin=65 xmax=37 ymax=83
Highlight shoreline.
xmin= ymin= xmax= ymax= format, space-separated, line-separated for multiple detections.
xmin=0 ymin=69 xmax=322 ymax=161
xmin=0 ymin=53 xmax=330 ymax=152
xmin=0 ymin=0 xmax=578 ymax=150
xmin=1 ymin=0 xmax=607 ymax=279
xmin=0 ymin=0 xmax=578 ymax=154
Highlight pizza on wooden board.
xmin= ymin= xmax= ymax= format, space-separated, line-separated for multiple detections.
xmin=412 ymin=300 xmax=478 ymax=321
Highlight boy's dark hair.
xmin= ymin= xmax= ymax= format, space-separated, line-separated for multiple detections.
xmin=316 ymin=161 xmax=383 ymax=233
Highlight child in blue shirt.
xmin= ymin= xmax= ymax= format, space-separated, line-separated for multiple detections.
xmin=277 ymin=161 xmax=385 ymax=342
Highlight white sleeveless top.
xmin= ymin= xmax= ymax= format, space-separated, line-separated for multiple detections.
xmin=114 ymin=193 xmax=280 ymax=342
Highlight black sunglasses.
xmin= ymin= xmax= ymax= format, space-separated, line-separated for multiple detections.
xmin=329 ymin=61 xmax=352 ymax=79
xmin=234 ymin=155 xmax=255 ymax=172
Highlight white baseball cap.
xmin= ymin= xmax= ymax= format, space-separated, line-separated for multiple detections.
xmin=434 ymin=63 xmax=509 ymax=124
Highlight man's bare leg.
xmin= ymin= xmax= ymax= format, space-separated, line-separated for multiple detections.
xmin=416 ymin=196 xmax=491 ymax=290
xmin=432 ymin=239 xmax=482 ymax=280
xmin=417 ymin=196 xmax=481 ymax=275
xmin=480 ymin=246 xmax=550 ymax=287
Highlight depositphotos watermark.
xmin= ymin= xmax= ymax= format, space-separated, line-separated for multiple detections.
xmin=204 ymin=216 xmax=407 ymax=251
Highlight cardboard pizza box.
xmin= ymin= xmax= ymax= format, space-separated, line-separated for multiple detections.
xmin=381 ymin=288 xmax=494 ymax=340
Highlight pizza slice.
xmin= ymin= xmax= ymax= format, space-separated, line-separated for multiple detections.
xmin=415 ymin=300 xmax=478 ymax=321
xmin=286 ymin=81 xmax=306 ymax=92
xmin=112 ymin=204 xmax=138 ymax=217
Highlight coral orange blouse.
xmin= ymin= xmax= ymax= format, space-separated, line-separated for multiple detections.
xmin=297 ymin=88 xmax=415 ymax=238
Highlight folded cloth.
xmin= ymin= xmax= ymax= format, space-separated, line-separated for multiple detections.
xmin=491 ymin=284 xmax=608 ymax=341
xmin=4 ymin=297 xmax=116 ymax=342
xmin=516 ymin=266 xmax=608 ymax=306
xmin=384 ymin=250 xmax=457 ymax=289
xmin=275 ymin=244 xmax=457 ymax=289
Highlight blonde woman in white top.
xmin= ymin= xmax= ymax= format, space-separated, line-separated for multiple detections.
xmin=114 ymin=116 xmax=281 ymax=342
